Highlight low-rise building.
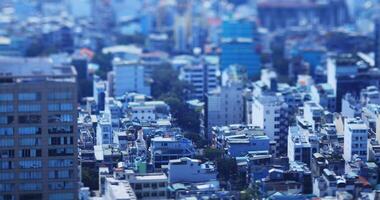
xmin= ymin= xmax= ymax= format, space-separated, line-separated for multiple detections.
xmin=168 ymin=157 xmax=217 ymax=184
xmin=150 ymin=135 xmax=196 ymax=169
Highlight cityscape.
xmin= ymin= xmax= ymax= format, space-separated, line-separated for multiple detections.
xmin=1 ymin=0 xmax=380 ymax=200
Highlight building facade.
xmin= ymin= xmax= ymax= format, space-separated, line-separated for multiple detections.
xmin=0 ymin=57 xmax=79 ymax=200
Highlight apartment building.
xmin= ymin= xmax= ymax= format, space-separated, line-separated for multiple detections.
xmin=0 ymin=57 xmax=79 ymax=200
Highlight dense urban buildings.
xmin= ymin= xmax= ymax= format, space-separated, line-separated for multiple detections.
xmin=2 ymin=0 xmax=380 ymax=200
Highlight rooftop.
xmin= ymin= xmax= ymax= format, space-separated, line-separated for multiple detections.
xmin=0 ymin=56 xmax=76 ymax=77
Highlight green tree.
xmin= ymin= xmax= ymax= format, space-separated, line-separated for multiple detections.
xmin=151 ymin=64 xmax=200 ymax=133
xmin=185 ymin=132 xmax=207 ymax=148
xmin=216 ymin=158 xmax=238 ymax=182
xmin=203 ymin=148 xmax=224 ymax=161
xmin=82 ymin=167 xmax=99 ymax=190
xmin=93 ymin=52 xmax=113 ymax=79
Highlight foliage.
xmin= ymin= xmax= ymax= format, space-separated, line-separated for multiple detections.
xmin=203 ymin=147 xmax=224 ymax=161
xmin=240 ymin=187 xmax=257 ymax=200
xmin=25 ymin=38 xmax=59 ymax=57
xmin=216 ymin=157 xmax=238 ymax=181
xmin=93 ymin=52 xmax=113 ymax=80
xmin=184 ymin=132 xmax=208 ymax=148
xmin=116 ymin=34 xmax=145 ymax=45
xmin=151 ymin=64 xmax=200 ymax=133
xmin=82 ymin=167 xmax=99 ymax=190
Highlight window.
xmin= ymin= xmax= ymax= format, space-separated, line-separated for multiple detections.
xmin=0 ymin=139 xmax=14 ymax=147
xmin=18 ymin=127 xmax=41 ymax=135
xmin=18 ymin=115 xmax=41 ymax=124
xmin=0 ymin=93 xmax=13 ymax=101
xmin=48 ymin=148 xmax=74 ymax=157
xmin=18 ymin=93 xmax=40 ymax=101
xmin=18 ymin=104 xmax=41 ymax=112
xmin=0 ymin=104 xmax=13 ymax=112
xmin=49 ymin=136 xmax=73 ymax=145
xmin=48 ymin=126 xmax=73 ymax=134
xmin=159 ymin=182 xmax=165 ymax=187
xmin=0 ymin=150 xmax=14 ymax=158
xmin=0 ymin=172 xmax=14 ymax=180
xmin=48 ymin=103 xmax=73 ymax=111
xmin=48 ymin=170 xmax=73 ymax=179
xmin=159 ymin=191 xmax=165 ymax=196
xmin=19 ymin=149 xmax=41 ymax=158
xmin=19 ymin=171 xmax=42 ymax=180
xmin=0 ymin=183 xmax=14 ymax=192
xmin=20 ymin=138 xmax=41 ymax=146
xmin=48 ymin=92 xmax=72 ymax=100
xmin=49 ymin=193 xmax=75 ymax=200
xmin=19 ymin=160 xmax=42 ymax=169
xmin=49 ymin=182 xmax=74 ymax=190
xmin=19 ymin=183 xmax=42 ymax=191
xmin=0 ymin=116 xmax=13 ymax=124
xmin=0 ymin=128 xmax=13 ymax=136
xmin=48 ymin=114 xmax=73 ymax=123
xmin=143 ymin=192 xmax=150 ymax=197
xmin=61 ymin=103 xmax=73 ymax=111
xmin=48 ymin=159 xmax=74 ymax=168
xmin=0 ymin=161 xmax=14 ymax=169
xmin=48 ymin=104 xmax=60 ymax=111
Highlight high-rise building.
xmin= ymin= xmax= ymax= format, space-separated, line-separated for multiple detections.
xmin=0 ymin=57 xmax=79 ymax=200
xmin=220 ymin=38 xmax=261 ymax=78
xmin=178 ymin=55 xmax=219 ymax=100
xmin=375 ymin=18 xmax=380 ymax=68
xmin=202 ymin=75 xmax=244 ymax=139
xmin=251 ymin=92 xmax=289 ymax=157
xmin=343 ymin=118 xmax=368 ymax=162
xmin=112 ymin=60 xmax=151 ymax=97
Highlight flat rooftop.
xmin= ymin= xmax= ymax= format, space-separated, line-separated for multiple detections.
xmin=0 ymin=56 xmax=76 ymax=77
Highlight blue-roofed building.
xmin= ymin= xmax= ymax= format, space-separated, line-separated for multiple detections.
xmin=225 ymin=129 xmax=270 ymax=157
xmin=150 ymin=135 xmax=196 ymax=169
xmin=221 ymin=18 xmax=256 ymax=39
xmin=220 ymin=37 xmax=261 ymax=78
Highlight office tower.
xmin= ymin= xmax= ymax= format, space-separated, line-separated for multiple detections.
xmin=112 ymin=60 xmax=151 ymax=97
xmin=343 ymin=118 xmax=368 ymax=162
xmin=178 ymin=55 xmax=219 ymax=100
xmin=257 ymin=0 xmax=350 ymax=30
xmin=0 ymin=57 xmax=78 ymax=200
xmin=202 ymin=71 xmax=244 ymax=139
xmin=327 ymin=54 xmax=380 ymax=111
xmin=220 ymin=17 xmax=261 ymax=78
xmin=375 ymin=18 xmax=380 ymax=68
xmin=220 ymin=38 xmax=261 ymax=78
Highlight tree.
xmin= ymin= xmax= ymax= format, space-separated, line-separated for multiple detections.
xmin=203 ymin=148 xmax=224 ymax=161
xmin=185 ymin=132 xmax=207 ymax=148
xmin=82 ymin=167 xmax=99 ymax=190
xmin=151 ymin=64 xmax=200 ymax=133
xmin=93 ymin=52 xmax=113 ymax=79
xmin=216 ymin=157 xmax=238 ymax=182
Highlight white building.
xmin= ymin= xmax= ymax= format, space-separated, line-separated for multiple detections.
xmin=96 ymin=113 xmax=113 ymax=145
xmin=112 ymin=60 xmax=150 ymax=97
xmin=168 ymin=157 xmax=217 ymax=184
xmin=128 ymin=101 xmax=170 ymax=122
xmin=178 ymin=55 xmax=219 ymax=99
xmin=343 ymin=118 xmax=369 ymax=162
xmin=251 ymin=93 xmax=289 ymax=157
xmin=303 ymin=101 xmax=324 ymax=131
xmin=203 ymin=83 xmax=244 ymax=139
xmin=103 ymin=176 xmax=137 ymax=200
xmin=288 ymin=126 xmax=319 ymax=166
xmin=125 ymin=170 xmax=168 ymax=199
